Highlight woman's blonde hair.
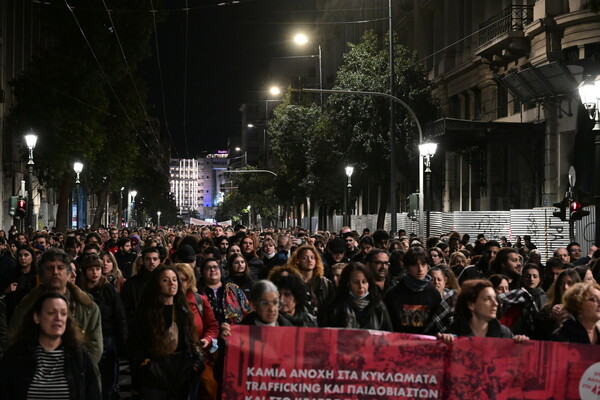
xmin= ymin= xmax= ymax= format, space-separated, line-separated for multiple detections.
xmin=173 ymin=263 xmax=197 ymax=293
xmin=286 ymin=245 xmax=324 ymax=278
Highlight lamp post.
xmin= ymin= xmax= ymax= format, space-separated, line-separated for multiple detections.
xmin=24 ymin=132 xmax=37 ymax=231
xmin=344 ymin=165 xmax=354 ymax=227
xmin=157 ymin=211 xmax=161 ymax=227
xmin=419 ymin=143 xmax=437 ymax=239
xmin=233 ymin=147 xmax=247 ymax=166
xmin=73 ymin=162 xmax=83 ymax=229
xmin=293 ymin=33 xmax=323 ymax=107
xmin=129 ymin=190 xmax=137 ymax=228
xmin=119 ymin=187 xmax=124 ymax=227
xmin=578 ymin=76 xmax=600 ymax=246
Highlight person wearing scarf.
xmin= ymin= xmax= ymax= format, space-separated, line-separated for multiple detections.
xmin=319 ymin=262 xmax=392 ymax=331
xmin=384 ymin=247 xmax=442 ymax=334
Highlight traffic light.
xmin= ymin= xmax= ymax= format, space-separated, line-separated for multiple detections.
xmin=570 ymin=201 xmax=590 ymax=221
xmin=15 ymin=198 xmax=26 ymax=218
xmin=553 ymin=198 xmax=569 ymax=221
xmin=8 ymin=196 xmax=18 ymax=217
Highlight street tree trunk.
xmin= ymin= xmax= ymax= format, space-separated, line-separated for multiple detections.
xmin=55 ymin=176 xmax=72 ymax=233
xmin=91 ymin=182 xmax=110 ymax=231
xmin=376 ymin=184 xmax=389 ymax=229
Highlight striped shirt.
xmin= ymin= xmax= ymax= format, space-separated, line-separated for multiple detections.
xmin=27 ymin=345 xmax=70 ymax=399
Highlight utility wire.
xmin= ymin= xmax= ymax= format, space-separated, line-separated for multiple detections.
xmin=63 ymin=0 xmax=165 ymax=167
xmin=100 ymin=0 xmax=175 ymax=161
xmin=149 ymin=0 xmax=180 ymax=158
xmin=183 ymin=0 xmax=190 ymax=158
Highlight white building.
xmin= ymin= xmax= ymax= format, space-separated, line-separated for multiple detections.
xmin=169 ymin=152 xmax=228 ymax=220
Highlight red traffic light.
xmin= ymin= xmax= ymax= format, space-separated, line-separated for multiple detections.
xmin=570 ymin=201 xmax=581 ymax=212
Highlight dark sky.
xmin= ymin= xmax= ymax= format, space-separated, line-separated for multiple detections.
xmin=140 ymin=0 xmax=317 ymax=158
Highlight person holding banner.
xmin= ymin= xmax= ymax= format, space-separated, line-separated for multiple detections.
xmin=319 ymin=262 xmax=393 ymax=331
xmin=384 ymin=247 xmax=441 ymax=334
xmin=438 ymin=280 xmax=528 ymax=342
xmin=241 ymin=280 xmax=293 ymax=327
xmin=553 ymin=282 xmax=600 ymax=344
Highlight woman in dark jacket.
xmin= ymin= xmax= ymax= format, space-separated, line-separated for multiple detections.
xmin=129 ymin=265 xmax=202 ymax=400
xmin=319 ymin=262 xmax=393 ymax=331
xmin=4 ymin=245 xmax=38 ymax=323
xmin=0 ymin=292 xmax=100 ymax=400
xmin=553 ymin=282 xmax=600 ymax=344
xmin=226 ymin=254 xmax=255 ymax=297
xmin=438 ymin=280 xmax=528 ymax=343
xmin=79 ymin=255 xmax=128 ymax=400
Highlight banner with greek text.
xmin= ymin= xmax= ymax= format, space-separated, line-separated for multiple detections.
xmin=223 ymin=325 xmax=600 ymax=400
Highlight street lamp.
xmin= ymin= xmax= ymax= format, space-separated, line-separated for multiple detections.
xmin=293 ymin=32 xmax=323 ymax=107
xmin=24 ymin=132 xmax=37 ymax=231
xmin=157 ymin=210 xmax=161 ymax=227
xmin=73 ymin=162 xmax=84 ymax=229
xmin=419 ymin=143 xmax=437 ymax=239
xmin=130 ymin=190 xmax=137 ymax=227
xmin=233 ymin=147 xmax=247 ymax=166
xmin=270 ymin=86 xmax=281 ymax=96
xmin=578 ymin=76 xmax=600 ymax=246
xmin=344 ymin=165 xmax=354 ymax=227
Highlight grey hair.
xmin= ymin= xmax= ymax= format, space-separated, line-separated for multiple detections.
xmin=249 ymin=279 xmax=279 ymax=303
xmin=38 ymin=247 xmax=73 ymax=277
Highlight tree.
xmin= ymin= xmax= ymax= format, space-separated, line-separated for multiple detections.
xmin=327 ymin=30 xmax=440 ymax=228
xmin=8 ymin=0 xmax=160 ymax=232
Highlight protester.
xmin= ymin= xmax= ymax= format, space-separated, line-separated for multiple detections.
xmin=0 ymin=292 xmax=101 ymax=399
xmin=286 ymin=245 xmax=334 ymax=314
xmin=319 ymin=262 xmax=392 ymax=331
xmin=271 ymin=274 xmax=317 ymax=327
xmin=226 ymin=254 xmax=255 ymax=297
xmin=437 ymin=280 xmax=528 ymax=342
xmin=241 ymin=280 xmax=292 ymax=327
xmin=553 ymin=282 xmax=600 ymax=344
xmin=129 ymin=265 xmax=203 ymax=399
xmin=79 ymin=255 xmax=128 ymax=400
xmin=101 ymin=251 xmax=126 ymax=293
xmin=3 ymin=245 xmax=37 ymax=324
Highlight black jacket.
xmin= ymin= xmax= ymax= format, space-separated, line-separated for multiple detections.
xmin=121 ymin=269 xmax=150 ymax=327
xmin=83 ymin=279 xmax=128 ymax=352
xmin=241 ymin=312 xmax=293 ymax=326
xmin=449 ymin=317 xmax=513 ymax=338
xmin=0 ymin=342 xmax=101 ymax=400
xmin=319 ymin=297 xmax=393 ymax=331
xmin=553 ymin=318 xmax=600 ymax=344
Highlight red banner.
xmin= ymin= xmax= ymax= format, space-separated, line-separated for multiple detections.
xmin=223 ymin=325 xmax=600 ymax=400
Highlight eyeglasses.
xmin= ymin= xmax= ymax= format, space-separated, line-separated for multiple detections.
xmin=570 ymin=248 xmax=582 ymax=253
xmin=371 ymin=261 xmax=390 ymax=267
xmin=205 ymin=265 xmax=220 ymax=271
xmin=586 ymin=297 xmax=600 ymax=306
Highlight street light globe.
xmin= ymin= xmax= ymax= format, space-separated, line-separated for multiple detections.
xmin=247 ymin=123 xmax=255 ymax=128
xmin=25 ymin=133 xmax=38 ymax=150
xmin=73 ymin=162 xmax=84 ymax=174
xmin=270 ymin=86 xmax=281 ymax=96
xmin=235 ymin=147 xmax=242 ymax=152
xmin=578 ymin=77 xmax=600 ymax=109
xmin=419 ymin=142 xmax=438 ymax=157
xmin=345 ymin=166 xmax=354 ymax=178
xmin=294 ymin=33 xmax=309 ymax=45
xmin=157 ymin=211 xmax=161 ymax=216
xmin=131 ymin=190 xmax=138 ymax=199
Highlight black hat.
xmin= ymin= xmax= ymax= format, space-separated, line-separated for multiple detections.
xmin=176 ymin=244 xmax=197 ymax=263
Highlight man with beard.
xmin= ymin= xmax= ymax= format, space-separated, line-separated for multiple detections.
xmin=490 ymin=248 xmax=523 ymax=290
xmin=458 ymin=240 xmax=500 ymax=284
xmin=366 ymin=249 xmax=395 ymax=295
xmin=114 ymin=237 xmax=136 ymax=279
xmin=343 ymin=232 xmax=360 ymax=260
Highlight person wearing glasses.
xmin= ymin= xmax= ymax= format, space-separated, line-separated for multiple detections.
xmin=567 ymin=242 xmax=582 ymax=264
xmin=241 ymin=280 xmax=292 ymax=327
xmin=365 ymin=249 xmax=395 ymax=295
xmin=552 ymin=282 xmax=600 ymax=344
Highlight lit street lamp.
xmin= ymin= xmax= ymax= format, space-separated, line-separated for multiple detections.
xmin=419 ymin=143 xmax=437 ymax=239
xmin=578 ymin=76 xmax=600 ymax=246
xmin=24 ymin=132 xmax=37 ymax=231
xmin=73 ymin=161 xmax=84 ymax=229
xmin=344 ymin=165 xmax=354 ymax=227
xmin=157 ymin=210 xmax=161 ymax=227
xmin=232 ymin=147 xmax=247 ymax=166
xmin=129 ymin=190 xmax=138 ymax=227
xmin=293 ymin=33 xmax=323 ymax=107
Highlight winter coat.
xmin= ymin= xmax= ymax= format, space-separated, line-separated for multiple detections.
xmin=552 ymin=318 xmax=600 ymax=344
xmin=319 ymin=297 xmax=393 ymax=331
xmin=241 ymin=312 xmax=293 ymax=327
xmin=384 ymin=276 xmax=441 ymax=334
xmin=449 ymin=317 xmax=514 ymax=338
xmin=0 ymin=342 xmax=101 ymax=400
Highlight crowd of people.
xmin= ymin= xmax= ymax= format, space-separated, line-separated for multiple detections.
xmin=0 ymin=224 xmax=598 ymax=399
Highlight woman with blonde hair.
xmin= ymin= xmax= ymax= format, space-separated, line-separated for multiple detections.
xmin=101 ymin=251 xmax=126 ymax=293
xmin=553 ymin=282 xmax=600 ymax=344
xmin=286 ymin=245 xmax=334 ymax=314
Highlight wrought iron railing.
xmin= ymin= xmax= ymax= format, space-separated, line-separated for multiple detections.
xmin=478 ymin=5 xmax=534 ymax=46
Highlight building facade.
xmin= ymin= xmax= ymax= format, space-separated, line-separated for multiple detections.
xmin=170 ymin=152 xmax=228 ymax=221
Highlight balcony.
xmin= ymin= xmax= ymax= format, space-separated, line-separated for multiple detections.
xmin=476 ymin=5 xmax=534 ymax=63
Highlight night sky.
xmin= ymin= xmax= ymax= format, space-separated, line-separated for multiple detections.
xmin=139 ymin=0 xmax=318 ymax=158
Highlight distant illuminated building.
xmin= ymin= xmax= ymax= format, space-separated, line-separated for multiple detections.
xmin=169 ymin=151 xmax=228 ymax=221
